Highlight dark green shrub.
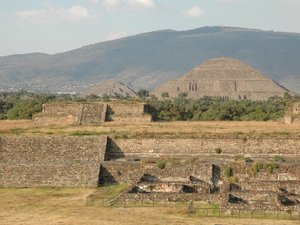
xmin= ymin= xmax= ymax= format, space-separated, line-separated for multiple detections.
xmin=273 ymin=155 xmax=285 ymax=162
xmin=225 ymin=166 xmax=233 ymax=178
xmin=252 ymin=163 xmax=263 ymax=175
xmin=157 ymin=160 xmax=167 ymax=169
xmin=215 ymin=148 xmax=222 ymax=154
xmin=263 ymin=162 xmax=280 ymax=174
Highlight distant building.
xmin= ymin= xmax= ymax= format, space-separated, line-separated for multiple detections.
xmin=152 ymin=57 xmax=290 ymax=100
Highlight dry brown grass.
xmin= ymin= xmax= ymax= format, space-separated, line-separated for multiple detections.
xmin=1 ymin=120 xmax=300 ymax=137
xmin=0 ymin=188 xmax=298 ymax=225
xmin=0 ymin=120 xmax=36 ymax=131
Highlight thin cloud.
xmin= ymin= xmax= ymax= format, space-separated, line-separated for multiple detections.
xmin=16 ymin=5 xmax=97 ymax=23
xmin=106 ymin=32 xmax=128 ymax=40
xmin=184 ymin=6 xmax=206 ymax=18
xmin=101 ymin=0 xmax=156 ymax=10
xmin=129 ymin=0 xmax=156 ymax=8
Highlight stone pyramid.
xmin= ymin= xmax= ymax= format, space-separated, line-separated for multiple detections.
xmin=152 ymin=57 xmax=289 ymax=100
xmin=81 ymin=79 xmax=137 ymax=98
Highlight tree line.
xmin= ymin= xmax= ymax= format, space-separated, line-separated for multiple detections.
xmin=0 ymin=90 xmax=298 ymax=121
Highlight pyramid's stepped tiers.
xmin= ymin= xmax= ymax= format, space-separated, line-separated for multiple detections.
xmin=81 ymin=79 xmax=137 ymax=98
xmin=107 ymin=138 xmax=300 ymax=158
xmin=1 ymin=136 xmax=300 ymax=188
xmin=153 ymin=57 xmax=289 ymax=100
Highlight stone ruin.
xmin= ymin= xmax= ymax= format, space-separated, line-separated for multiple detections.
xmin=152 ymin=57 xmax=290 ymax=100
xmin=284 ymin=102 xmax=300 ymax=124
xmin=1 ymin=135 xmax=300 ymax=214
xmin=101 ymin=137 xmax=300 ymax=213
xmin=33 ymin=102 xmax=153 ymax=125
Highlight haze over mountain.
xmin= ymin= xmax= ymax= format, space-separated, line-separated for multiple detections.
xmin=0 ymin=26 xmax=300 ymax=93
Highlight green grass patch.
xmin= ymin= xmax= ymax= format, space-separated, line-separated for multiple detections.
xmin=89 ymin=184 xmax=130 ymax=206
xmin=71 ymin=130 xmax=106 ymax=136
xmin=9 ymin=128 xmax=25 ymax=135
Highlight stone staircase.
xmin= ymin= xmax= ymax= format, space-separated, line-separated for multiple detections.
xmin=79 ymin=104 xmax=107 ymax=126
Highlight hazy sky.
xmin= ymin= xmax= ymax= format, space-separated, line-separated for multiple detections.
xmin=1 ymin=0 xmax=300 ymax=56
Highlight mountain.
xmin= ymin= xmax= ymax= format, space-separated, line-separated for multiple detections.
xmin=152 ymin=57 xmax=290 ymax=100
xmin=0 ymin=26 xmax=300 ymax=93
xmin=81 ymin=79 xmax=137 ymax=98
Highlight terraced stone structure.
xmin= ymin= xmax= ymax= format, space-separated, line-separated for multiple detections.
xmin=1 ymin=135 xmax=300 ymax=213
xmin=81 ymin=80 xmax=138 ymax=98
xmin=33 ymin=102 xmax=152 ymax=125
xmin=153 ymin=57 xmax=290 ymax=100
xmin=102 ymin=137 xmax=300 ymax=213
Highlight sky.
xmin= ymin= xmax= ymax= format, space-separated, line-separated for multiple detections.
xmin=1 ymin=0 xmax=300 ymax=56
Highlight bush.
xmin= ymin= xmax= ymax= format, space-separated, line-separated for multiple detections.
xmin=263 ymin=162 xmax=280 ymax=174
xmin=215 ymin=148 xmax=222 ymax=154
xmin=225 ymin=166 xmax=233 ymax=178
xmin=252 ymin=163 xmax=263 ymax=175
xmin=273 ymin=155 xmax=285 ymax=162
xmin=161 ymin=92 xmax=169 ymax=98
xmin=137 ymin=89 xmax=149 ymax=99
xmin=252 ymin=162 xmax=279 ymax=175
xmin=157 ymin=160 xmax=167 ymax=169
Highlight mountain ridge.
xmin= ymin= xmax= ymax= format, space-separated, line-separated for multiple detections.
xmin=0 ymin=26 xmax=300 ymax=93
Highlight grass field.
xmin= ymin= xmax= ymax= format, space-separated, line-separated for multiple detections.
xmin=1 ymin=120 xmax=300 ymax=137
xmin=0 ymin=188 xmax=299 ymax=225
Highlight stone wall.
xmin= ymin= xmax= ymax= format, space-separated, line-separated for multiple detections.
xmin=42 ymin=103 xmax=81 ymax=117
xmin=34 ymin=102 xmax=153 ymax=125
xmin=99 ymin=161 xmax=213 ymax=185
xmin=107 ymin=102 xmax=152 ymax=122
xmin=0 ymin=135 xmax=107 ymax=187
xmin=99 ymin=162 xmax=144 ymax=185
xmin=234 ymin=164 xmax=300 ymax=182
xmin=80 ymin=104 xmax=106 ymax=125
xmin=33 ymin=103 xmax=82 ymax=125
xmin=107 ymin=137 xmax=300 ymax=159
xmin=237 ymin=181 xmax=300 ymax=193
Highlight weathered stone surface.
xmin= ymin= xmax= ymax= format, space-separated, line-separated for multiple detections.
xmin=0 ymin=136 xmax=107 ymax=187
xmin=107 ymin=137 xmax=300 ymax=158
xmin=1 ymin=134 xmax=300 ymax=212
xmin=107 ymin=102 xmax=152 ymax=122
xmin=152 ymin=57 xmax=290 ymax=100
xmin=33 ymin=102 xmax=152 ymax=125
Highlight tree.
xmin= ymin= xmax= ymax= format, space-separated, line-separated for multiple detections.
xmin=178 ymin=92 xmax=188 ymax=98
xmin=161 ymin=92 xmax=169 ymax=98
xmin=137 ymin=89 xmax=149 ymax=99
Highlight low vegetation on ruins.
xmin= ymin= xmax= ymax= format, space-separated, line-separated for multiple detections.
xmin=1 ymin=90 xmax=299 ymax=122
